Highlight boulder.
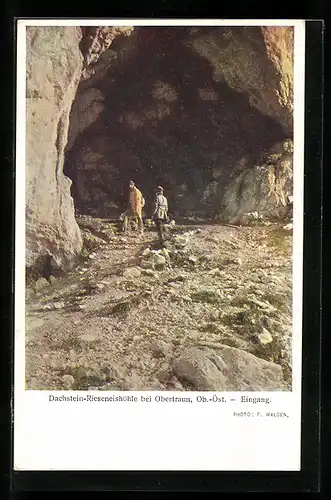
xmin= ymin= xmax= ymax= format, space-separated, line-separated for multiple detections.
xmin=123 ymin=267 xmax=142 ymax=279
xmin=172 ymin=345 xmax=285 ymax=391
xmin=153 ymin=254 xmax=166 ymax=270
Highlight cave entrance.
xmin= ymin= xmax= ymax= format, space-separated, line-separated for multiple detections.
xmin=64 ymin=26 xmax=287 ymax=221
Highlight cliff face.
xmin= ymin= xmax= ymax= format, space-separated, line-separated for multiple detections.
xmin=26 ymin=26 xmax=84 ymax=269
xmin=25 ymin=25 xmax=294 ymax=272
xmin=25 ymin=26 xmax=134 ymax=270
xmin=188 ymin=26 xmax=293 ymax=134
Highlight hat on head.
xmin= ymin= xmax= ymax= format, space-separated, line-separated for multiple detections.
xmin=157 ymin=185 xmax=164 ymax=192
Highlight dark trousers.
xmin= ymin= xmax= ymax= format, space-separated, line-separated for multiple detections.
xmin=155 ymin=219 xmax=164 ymax=243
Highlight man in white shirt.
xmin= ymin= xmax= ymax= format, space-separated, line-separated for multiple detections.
xmin=152 ymin=186 xmax=168 ymax=245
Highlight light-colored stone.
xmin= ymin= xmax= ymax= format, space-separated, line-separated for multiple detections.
xmin=140 ymin=259 xmax=155 ymax=270
xmin=142 ymin=247 xmax=151 ymax=257
xmin=53 ymin=301 xmax=65 ymax=309
xmin=172 ymin=346 xmax=285 ymax=391
xmin=153 ymin=254 xmax=166 ymax=269
xmin=62 ymin=374 xmax=75 ymax=388
xmin=142 ymin=269 xmax=156 ymax=277
xmin=79 ymin=334 xmax=99 ymax=344
xmin=208 ymin=268 xmax=220 ymax=276
xmin=174 ymin=235 xmax=189 ymax=248
xmin=233 ymin=257 xmax=242 ymax=265
xmin=258 ymin=328 xmax=273 ymax=345
xmin=150 ymin=340 xmax=173 ymax=358
xmin=283 ymin=223 xmax=293 ymax=230
xmin=35 ymin=278 xmax=49 ymax=291
xmin=123 ymin=267 xmax=142 ymax=278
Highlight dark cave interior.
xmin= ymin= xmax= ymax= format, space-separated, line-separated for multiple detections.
xmin=64 ymin=27 xmax=287 ymax=219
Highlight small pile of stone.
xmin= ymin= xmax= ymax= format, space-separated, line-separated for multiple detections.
xmin=139 ymin=247 xmax=171 ymax=271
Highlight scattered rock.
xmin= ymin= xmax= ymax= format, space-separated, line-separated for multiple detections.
xmin=122 ymin=372 xmax=146 ymax=390
xmin=123 ymin=267 xmax=142 ymax=278
xmin=79 ymin=334 xmax=99 ymax=345
xmin=41 ymin=304 xmax=53 ymax=310
xmin=150 ymin=340 xmax=173 ymax=358
xmin=160 ymin=248 xmax=171 ymax=260
xmin=168 ymin=376 xmax=183 ymax=390
xmin=26 ymin=316 xmax=44 ymax=331
xmin=188 ymin=255 xmax=198 ymax=264
xmin=140 ymin=259 xmax=155 ymax=270
xmin=158 ymin=370 xmax=170 ymax=383
xmin=172 ymin=346 xmax=285 ymax=391
xmin=207 ymin=268 xmax=220 ymax=276
xmin=28 ymin=377 xmax=39 ymax=389
xmin=181 ymin=295 xmax=192 ymax=302
xmin=258 ymin=328 xmax=273 ymax=345
xmin=35 ymin=278 xmax=49 ymax=291
xmin=153 ymin=254 xmax=166 ymax=270
xmin=174 ymin=235 xmax=189 ymax=248
xmin=62 ymin=374 xmax=75 ymax=388
xmin=142 ymin=247 xmax=151 ymax=257
xmin=53 ymin=301 xmax=65 ymax=309
xmin=49 ymin=275 xmax=57 ymax=284
xmin=142 ymin=269 xmax=156 ymax=277
xmin=283 ymin=223 xmax=293 ymax=230
xmin=233 ymin=257 xmax=242 ymax=265
xmin=113 ymin=366 xmax=126 ymax=379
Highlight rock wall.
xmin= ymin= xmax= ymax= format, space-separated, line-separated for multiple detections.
xmin=26 ymin=26 xmax=84 ymax=270
xmin=220 ymin=139 xmax=293 ymax=222
xmin=188 ymin=26 xmax=293 ymax=134
xmin=25 ymin=26 xmax=134 ymax=271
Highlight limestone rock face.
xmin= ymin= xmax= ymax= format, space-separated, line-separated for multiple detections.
xmin=188 ymin=26 xmax=294 ymax=134
xmin=66 ymin=87 xmax=105 ymax=152
xmin=221 ymin=139 xmax=293 ymax=221
xmin=25 ymin=26 xmax=135 ymax=271
xmin=26 ymin=26 xmax=84 ymax=269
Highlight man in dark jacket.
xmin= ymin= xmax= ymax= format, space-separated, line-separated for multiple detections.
xmin=152 ymin=186 xmax=168 ymax=244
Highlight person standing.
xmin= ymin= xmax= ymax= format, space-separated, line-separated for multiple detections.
xmin=122 ymin=180 xmax=145 ymax=235
xmin=152 ymin=186 xmax=168 ymax=245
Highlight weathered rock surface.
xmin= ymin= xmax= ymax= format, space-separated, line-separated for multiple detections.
xmin=26 ymin=26 xmax=85 ymax=270
xmin=221 ymin=140 xmax=293 ymax=222
xmin=172 ymin=346 xmax=285 ymax=391
xmin=188 ymin=26 xmax=293 ymax=134
xmin=26 ymin=26 xmax=135 ymax=272
xmin=66 ymin=87 xmax=105 ymax=151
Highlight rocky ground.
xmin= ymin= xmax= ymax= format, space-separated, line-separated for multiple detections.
xmin=25 ymin=215 xmax=293 ymax=392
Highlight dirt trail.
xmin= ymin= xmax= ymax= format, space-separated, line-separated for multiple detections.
xmin=25 ymin=218 xmax=293 ymax=391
